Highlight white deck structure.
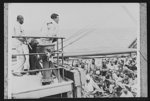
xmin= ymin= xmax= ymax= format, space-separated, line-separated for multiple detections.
xmin=11 ymin=73 xmax=73 ymax=98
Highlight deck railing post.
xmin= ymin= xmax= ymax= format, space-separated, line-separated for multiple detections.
xmin=57 ymin=39 xmax=61 ymax=83
xmin=61 ymin=38 xmax=64 ymax=65
xmin=61 ymin=38 xmax=64 ymax=79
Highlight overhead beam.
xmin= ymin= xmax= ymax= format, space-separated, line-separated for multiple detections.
xmin=63 ymin=49 xmax=137 ymax=57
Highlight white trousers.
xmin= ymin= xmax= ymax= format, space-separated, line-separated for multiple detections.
xmin=12 ymin=39 xmax=30 ymax=73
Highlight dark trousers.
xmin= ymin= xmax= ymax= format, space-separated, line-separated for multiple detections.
xmin=29 ymin=55 xmax=42 ymax=75
xmin=42 ymin=61 xmax=62 ymax=82
xmin=28 ymin=43 xmax=42 ymax=75
xmin=36 ymin=45 xmax=62 ymax=83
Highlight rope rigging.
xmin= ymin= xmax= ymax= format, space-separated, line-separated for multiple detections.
xmin=62 ymin=29 xmax=95 ymax=50
xmin=60 ymin=8 xmax=121 ymax=50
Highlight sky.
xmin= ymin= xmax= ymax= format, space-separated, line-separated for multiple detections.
xmin=8 ymin=3 xmax=139 ymax=53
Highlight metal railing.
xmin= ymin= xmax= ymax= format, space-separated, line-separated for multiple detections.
xmin=12 ymin=36 xmax=65 ymax=83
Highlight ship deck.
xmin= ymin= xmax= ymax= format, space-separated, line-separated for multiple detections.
xmin=11 ymin=72 xmax=73 ymax=98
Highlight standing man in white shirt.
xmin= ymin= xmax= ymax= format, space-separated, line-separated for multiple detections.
xmin=12 ymin=15 xmax=30 ymax=76
xmin=38 ymin=13 xmax=62 ymax=85
xmin=40 ymin=13 xmax=59 ymax=44
xmin=49 ymin=13 xmax=59 ymax=37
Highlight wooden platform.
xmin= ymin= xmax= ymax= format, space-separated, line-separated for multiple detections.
xmin=11 ymin=73 xmax=73 ymax=98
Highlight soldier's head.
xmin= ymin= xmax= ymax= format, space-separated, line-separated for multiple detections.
xmin=51 ymin=13 xmax=59 ymax=24
xmin=92 ymin=58 xmax=95 ymax=64
xmin=17 ymin=15 xmax=24 ymax=24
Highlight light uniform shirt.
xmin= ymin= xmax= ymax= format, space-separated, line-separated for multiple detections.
xmin=39 ymin=19 xmax=59 ymax=45
xmin=41 ymin=19 xmax=59 ymax=37
xmin=14 ymin=21 xmax=24 ymax=36
xmin=13 ymin=21 xmax=25 ymax=48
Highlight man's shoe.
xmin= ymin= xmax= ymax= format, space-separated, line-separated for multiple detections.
xmin=21 ymin=69 xmax=28 ymax=75
xmin=42 ymin=82 xmax=51 ymax=85
xmin=12 ymin=72 xmax=23 ymax=77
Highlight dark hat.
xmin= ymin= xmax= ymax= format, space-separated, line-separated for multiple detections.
xmin=51 ymin=13 xmax=59 ymax=19
xmin=17 ymin=15 xmax=24 ymax=20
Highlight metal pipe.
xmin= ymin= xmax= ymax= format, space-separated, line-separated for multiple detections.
xmin=12 ymin=53 xmax=46 ymax=56
xmin=12 ymin=67 xmax=61 ymax=74
xmin=57 ymin=39 xmax=61 ymax=83
xmin=61 ymin=38 xmax=64 ymax=79
xmin=12 ymin=51 xmax=63 ymax=56
xmin=61 ymin=38 xmax=64 ymax=65
xmin=63 ymin=50 xmax=137 ymax=57
xmin=12 ymin=35 xmax=65 ymax=39
xmin=57 ymin=39 xmax=59 ymax=65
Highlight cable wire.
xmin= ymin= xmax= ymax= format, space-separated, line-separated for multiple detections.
xmin=62 ymin=29 xmax=95 ymax=50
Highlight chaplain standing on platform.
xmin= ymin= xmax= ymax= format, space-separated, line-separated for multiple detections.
xmin=12 ymin=15 xmax=30 ymax=76
xmin=37 ymin=13 xmax=62 ymax=85
xmin=40 ymin=13 xmax=60 ymax=44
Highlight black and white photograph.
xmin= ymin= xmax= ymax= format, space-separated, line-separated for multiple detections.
xmin=4 ymin=3 xmax=147 ymax=98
